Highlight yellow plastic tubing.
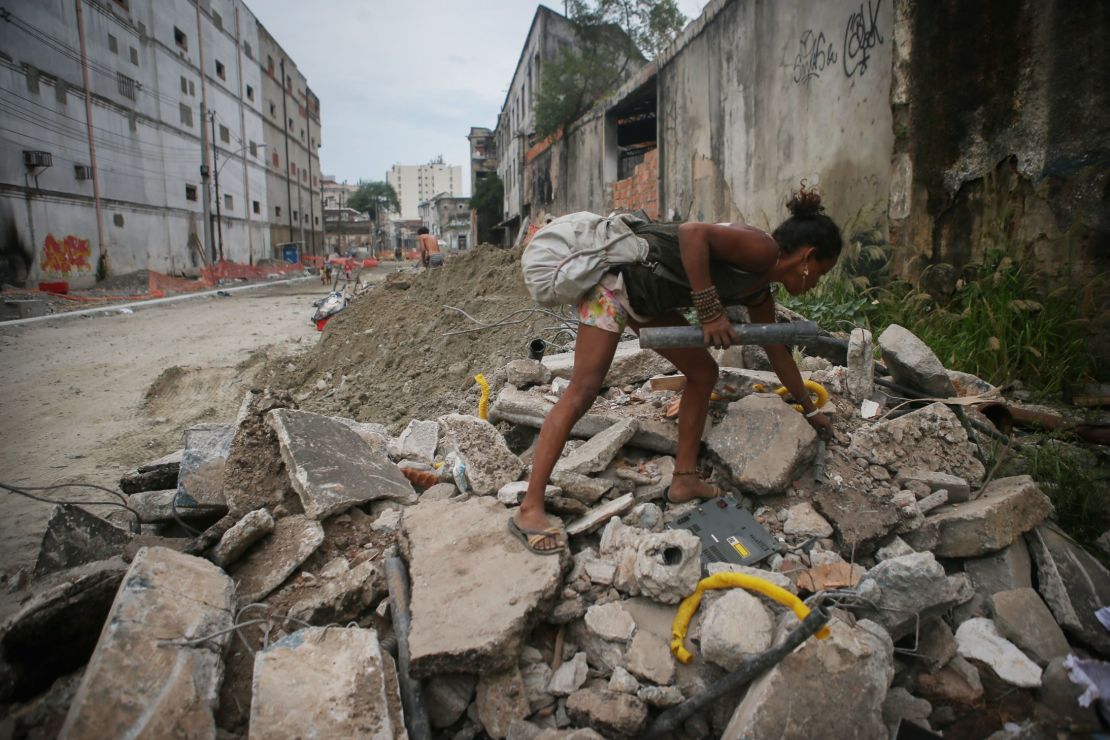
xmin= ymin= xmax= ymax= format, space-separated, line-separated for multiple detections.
xmin=753 ymin=379 xmax=830 ymax=413
xmin=670 ymin=573 xmax=830 ymax=664
xmin=474 ymin=373 xmax=490 ymax=420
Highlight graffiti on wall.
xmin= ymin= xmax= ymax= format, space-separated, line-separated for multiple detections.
xmin=791 ymin=0 xmax=885 ymax=85
xmin=42 ymin=234 xmax=92 ymax=274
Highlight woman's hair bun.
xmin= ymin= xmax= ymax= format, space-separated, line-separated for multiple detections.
xmin=786 ymin=181 xmax=824 ymax=218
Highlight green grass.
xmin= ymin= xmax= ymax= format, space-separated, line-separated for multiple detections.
xmin=1023 ymin=439 xmax=1109 ymax=551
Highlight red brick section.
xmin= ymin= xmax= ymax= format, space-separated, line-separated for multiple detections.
xmin=610 ymin=148 xmax=659 ymax=220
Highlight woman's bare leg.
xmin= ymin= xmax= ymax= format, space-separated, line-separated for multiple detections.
xmin=514 ymin=323 xmax=621 ymax=549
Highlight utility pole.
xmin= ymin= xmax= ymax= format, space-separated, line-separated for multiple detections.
xmin=279 ymin=59 xmax=294 ymax=252
xmin=200 ymin=102 xmax=214 ymax=263
xmin=210 ymin=111 xmax=224 ymax=262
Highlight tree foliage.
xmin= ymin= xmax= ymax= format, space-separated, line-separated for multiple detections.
xmin=347 ymin=180 xmax=400 ymax=220
xmin=534 ymin=0 xmax=686 ymax=139
xmin=471 ymin=173 xmax=504 ymax=244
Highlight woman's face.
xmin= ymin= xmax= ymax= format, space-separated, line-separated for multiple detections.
xmin=781 ymin=251 xmax=836 ymax=295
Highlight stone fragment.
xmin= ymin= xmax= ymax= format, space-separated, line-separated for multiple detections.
xmin=505 ymin=358 xmax=552 ymax=387
xmin=521 ymin=661 xmax=555 ymax=712
xmin=723 ymin=619 xmax=894 ymax=739
xmin=1035 ymin=656 xmax=1104 ymax=733
xmin=249 ymin=627 xmax=399 ymax=738
xmin=878 ymin=324 xmax=957 ymax=397
xmin=637 ymin=685 xmax=684 ymax=708
xmin=565 ymin=689 xmax=648 ymax=738
xmin=955 ymin=618 xmax=1043 ymax=688
xmin=704 ymin=395 xmax=818 ymax=495
xmin=566 ymin=493 xmax=635 ymax=537
xmin=555 ymin=419 xmax=638 ymax=475
xmin=1026 ymin=523 xmax=1110 ymax=655
xmin=128 ymin=489 xmax=214 ymax=524
xmin=543 ymin=340 xmax=674 ymax=387
xmin=175 ymin=423 xmax=235 ymax=507
xmin=286 ymin=560 xmax=384 ymax=624
xmin=705 ymin=562 xmax=798 ymax=594
xmin=269 ymin=408 xmax=416 ymax=519
xmin=875 ymin=536 xmax=915 ymax=561
xmin=899 ymin=470 xmax=972 ymax=503
xmin=963 ymin=538 xmax=1033 ymax=596
xmin=904 ymin=475 xmax=1053 ymax=558
xmin=550 ymin=471 xmax=613 ymax=504
xmin=916 ymin=617 xmax=957 ymax=673
xmin=813 ymin=487 xmax=901 ymax=556
xmin=371 ymin=508 xmax=402 ymax=534
xmin=226 ymin=515 xmax=324 ymax=603
xmin=392 ymin=418 xmax=440 ymax=463
xmin=795 ymin=562 xmax=865 ymax=592
xmin=476 ymin=667 xmax=532 ymax=740
xmin=33 ymin=505 xmax=132 ymax=579
xmin=846 ymin=328 xmax=875 ymax=402
xmin=210 ymin=508 xmax=274 ymax=568
xmin=856 ymin=551 xmax=974 ymax=639
xmin=915 ymin=654 xmax=983 ymax=705
xmin=548 ymin=652 xmax=589 ymax=697
xmin=624 ymin=528 xmax=701 ymax=604
xmin=421 ymin=482 xmax=458 ymax=501
xmin=60 ymin=548 xmax=233 ymax=738
xmin=917 ymin=489 xmax=948 ymax=514
xmin=118 ymin=449 xmax=182 ymax=494
xmin=333 ymin=417 xmax=389 ymax=453
xmin=608 ymin=666 xmax=640 ymax=694
xmin=700 ymin=589 xmax=773 ymax=671
xmin=847 ymin=403 xmax=984 ymax=485
xmin=438 ymin=413 xmax=524 ymax=496
xmin=584 ymin=601 xmax=636 ymax=642
xmin=881 ymin=687 xmax=933 ymax=737
xmin=624 ymin=629 xmax=674 ymax=685
xmin=424 ymin=673 xmax=477 ymax=729
xmin=783 ymin=501 xmax=833 ymax=538
xmin=402 ymin=498 xmax=564 ymax=677
xmin=990 ymin=588 xmax=1070 ymax=666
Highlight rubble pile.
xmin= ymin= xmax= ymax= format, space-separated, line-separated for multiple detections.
xmin=2 ymin=259 xmax=1109 ymax=737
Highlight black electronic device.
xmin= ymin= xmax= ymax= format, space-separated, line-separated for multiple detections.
xmin=667 ymin=495 xmax=778 ymax=569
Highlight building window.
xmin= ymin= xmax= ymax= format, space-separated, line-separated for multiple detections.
xmin=275 ymin=206 xmax=282 ymax=217
xmin=300 ymin=128 xmax=304 ymax=141
xmin=249 ymin=140 xmax=257 ymax=157
xmin=180 ymin=76 xmax=188 ymax=94
xmin=130 ymin=47 xmax=138 ymax=65
xmin=290 ymin=162 xmax=297 ymax=176
xmin=301 ymin=171 xmax=306 ymax=182
xmin=55 ymin=80 xmax=67 ymax=105
xmin=113 ymin=213 xmax=124 ymax=227
xmin=286 ymin=75 xmax=292 ymax=89
xmin=267 ymin=55 xmax=274 ymax=73
xmin=288 ymin=117 xmax=294 ymax=129
xmin=269 ymin=102 xmax=276 ymax=116
xmin=252 ymin=200 xmax=260 ymax=214
xmin=185 ymin=184 xmax=197 ymax=201
xmin=219 ymin=124 xmax=230 ymax=144
xmin=180 ymin=102 xmax=193 ymax=127
xmin=108 ymin=34 xmax=118 ymax=53
xmin=244 ymin=41 xmax=252 ymax=59
xmin=272 ymin=151 xmax=279 ymax=167
xmin=292 ymin=210 xmax=298 ymax=221
xmin=314 ymin=216 xmax=318 ymax=224
xmin=246 ymin=84 xmax=254 ymax=101
xmin=215 ymin=60 xmax=225 ymax=80
xmin=224 ymin=193 xmax=233 ymax=210
xmin=212 ymin=11 xmax=222 ymax=30
xmin=174 ymin=26 xmax=187 ymax=51
xmin=117 ymin=73 xmax=136 ymax=101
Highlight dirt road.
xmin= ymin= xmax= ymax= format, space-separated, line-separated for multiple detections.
xmin=0 ymin=269 xmax=398 ymax=576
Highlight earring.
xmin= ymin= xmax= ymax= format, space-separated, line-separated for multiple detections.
xmin=801 ymin=261 xmax=810 ymax=287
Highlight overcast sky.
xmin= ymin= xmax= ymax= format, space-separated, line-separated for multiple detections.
xmin=254 ymin=0 xmax=708 ymax=194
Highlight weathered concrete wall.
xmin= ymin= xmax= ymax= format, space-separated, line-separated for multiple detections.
xmin=551 ymin=112 xmax=609 ymax=217
xmin=658 ymin=0 xmax=894 ymax=233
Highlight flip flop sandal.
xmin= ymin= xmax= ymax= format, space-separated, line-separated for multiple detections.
xmin=507 ymin=517 xmax=566 ymax=556
xmin=664 ymin=484 xmax=725 ymax=505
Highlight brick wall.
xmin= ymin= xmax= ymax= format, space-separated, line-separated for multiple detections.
xmin=610 ymin=148 xmax=659 ymax=219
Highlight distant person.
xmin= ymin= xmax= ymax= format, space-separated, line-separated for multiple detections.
xmin=417 ymin=227 xmax=443 ymax=268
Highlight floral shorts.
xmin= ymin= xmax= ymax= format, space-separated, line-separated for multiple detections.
xmin=577 ymin=281 xmax=629 ymax=334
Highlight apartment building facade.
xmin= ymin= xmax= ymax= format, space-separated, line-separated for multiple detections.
xmin=385 ymin=156 xmax=462 ymax=221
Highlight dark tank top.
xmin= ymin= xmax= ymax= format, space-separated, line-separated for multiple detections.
xmin=620 ymin=222 xmax=772 ymax=318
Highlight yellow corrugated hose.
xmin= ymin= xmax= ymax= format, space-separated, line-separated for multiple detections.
xmin=752 ymin=379 xmax=830 ymax=413
xmin=670 ymin=572 xmax=830 ymax=664
xmin=475 ymin=373 xmax=490 ymax=420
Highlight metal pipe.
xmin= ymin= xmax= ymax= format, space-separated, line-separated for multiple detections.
xmin=638 ymin=321 xmax=821 ymax=349
xmin=385 ymin=556 xmax=431 ymax=740
xmin=643 ymin=605 xmax=832 ymax=738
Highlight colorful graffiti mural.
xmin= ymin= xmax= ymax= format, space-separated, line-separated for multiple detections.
xmin=42 ymin=234 xmax=92 ymax=274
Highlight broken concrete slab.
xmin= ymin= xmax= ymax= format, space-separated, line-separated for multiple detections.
xmin=548 ymin=652 xmax=589 ymax=697
xmin=565 ymin=688 xmax=648 ymax=738
xmin=550 ymin=471 xmax=613 ymax=505
xmin=60 ymin=547 xmax=234 ymax=739
xmin=286 ymin=559 xmax=384 ymax=625
xmin=881 ymin=687 xmax=933 ymax=738
xmin=490 ymin=387 xmax=678 ymax=455
xmin=723 ymin=618 xmax=894 ymax=740
xmin=916 ymin=617 xmax=958 ymax=673
xmin=955 ymin=618 xmax=1043 ymax=688
xmin=1026 ymin=523 xmax=1110 ymax=656
xmin=963 ymin=538 xmax=1033 ymax=596
xmin=878 ymin=324 xmax=957 ymax=397
xmin=210 ymin=508 xmax=274 ymax=568
xmin=990 ymin=588 xmax=1070 ymax=666
xmin=505 ymin=358 xmax=552 ymax=387
xmin=856 ymin=551 xmax=974 ymax=640
xmin=129 ymin=489 xmax=218 ymax=524
xmin=584 ymin=601 xmax=636 ymax=642
xmin=903 ymin=475 xmax=1053 ymax=558
xmin=118 ymin=449 xmax=182 ymax=494
xmin=899 ymin=470 xmax=972 ymax=503
xmin=700 ymin=589 xmax=774 ymax=672
xmin=846 ymin=328 xmax=875 ymax=402
xmin=847 ymin=402 xmax=984 ymax=485
xmin=175 ymin=423 xmax=235 ymax=508
xmin=602 ymin=519 xmax=701 ymax=603
xmin=704 ymin=394 xmax=818 ymax=495
xmin=476 ymin=667 xmax=532 ymax=740
xmin=333 ymin=417 xmax=389 ymax=454
xmin=566 ymin=493 xmax=635 ymax=537
xmin=249 ymin=627 xmax=400 ymax=738
xmin=391 ymin=418 xmax=440 ymax=463
xmin=220 ymin=391 xmax=301 ymax=518
xmin=437 ymin=413 xmax=524 ymax=496
xmin=269 ymin=408 xmax=416 ymax=519
xmin=813 ymin=487 xmax=901 ymax=557
xmin=783 ymin=501 xmax=833 ymax=539
xmin=914 ymin=654 xmax=983 ymax=706
xmin=554 ymin=419 xmax=639 ymax=475
xmin=624 ymin=629 xmax=675 ymax=685
xmin=543 ymin=340 xmax=675 ymax=387
xmin=226 ymin=515 xmax=324 ymax=603
xmin=33 ymin=505 xmax=132 ymax=580
xmin=424 ymin=673 xmax=477 ymax=729
xmin=401 ymin=497 xmax=564 ymax=677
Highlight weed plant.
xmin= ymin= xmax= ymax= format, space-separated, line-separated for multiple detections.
xmin=1023 ymin=439 xmax=1109 ymax=553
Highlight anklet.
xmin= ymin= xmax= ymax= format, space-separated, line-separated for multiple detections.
xmin=673 ymin=470 xmax=699 ymax=476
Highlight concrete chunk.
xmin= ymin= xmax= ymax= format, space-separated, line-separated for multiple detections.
xmin=130 ymin=489 xmax=217 ymax=524
xmin=878 ymin=324 xmax=957 ymax=397
xmin=848 ymin=403 xmax=984 ymax=485
xmin=249 ymin=627 xmax=400 ymax=738
xmin=704 ymin=395 xmax=818 ymax=495
xmin=846 ymin=328 xmax=875 ymax=402
xmin=857 ymin=551 xmax=974 ymax=639
xmin=963 ymin=538 xmax=1032 ymax=596
xmin=783 ymin=501 xmax=833 ymax=539
xmin=210 ymin=508 xmax=275 ymax=568
xmin=269 ymin=408 xmax=416 ymax=519
xmin=584 ymin=601 xmax=636 ymax=642
xmin=990 ymin=588 xmax=1070 ymax=666
xmin=898 ymin=470 xmax=972 ymax=503
xmin=226 ymin=515 xmax=324 ymax=603
xmin=1026 ymin=523 xmax=1110 ymax=656
xmin=392 ymin=418 xmax=440 ymax=463
xmin=955 ymin=618 xmax=1043 ymax=688
xmin=565 ymin=493 xmax=635 ymax=537
xmin=700 ymin=589 xmax=774 ymax=671
xmin=543 ymin=340 xmax=675 ymax=387
xmin=401 ymin=498 xmax=564 ymax=677
xmin=60 ymin=547 xmax=234 ymax=739
xmin=565 ymin=689 xmax=648 ymax=738
xmin=33 ymin=505 xmax=132 ymax=580
xmin=554 ymin=418 xmax=638 ymax=475
xmin=175 ymin=423 xmax=234 ymax=507
xmin=814 ymin=487 xmax=901 ymax=557
xmin=437 ymin=413 xmax=524 ymax=496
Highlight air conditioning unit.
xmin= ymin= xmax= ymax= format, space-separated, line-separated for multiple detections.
xmin=23 ymin=150 xmax=53 ymax=169
xmin=74 ymin=164 xmax=92 ymax=180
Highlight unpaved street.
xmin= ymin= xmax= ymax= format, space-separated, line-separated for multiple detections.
xmin=0 ymin=271 xmax=395 ymax=575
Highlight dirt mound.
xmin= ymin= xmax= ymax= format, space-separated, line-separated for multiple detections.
xmin=271 ymin=246 xmax=573 ymax=431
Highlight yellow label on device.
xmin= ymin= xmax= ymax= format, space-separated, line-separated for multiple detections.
xmin=727 ymin=536 xmax=749 ymax=558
